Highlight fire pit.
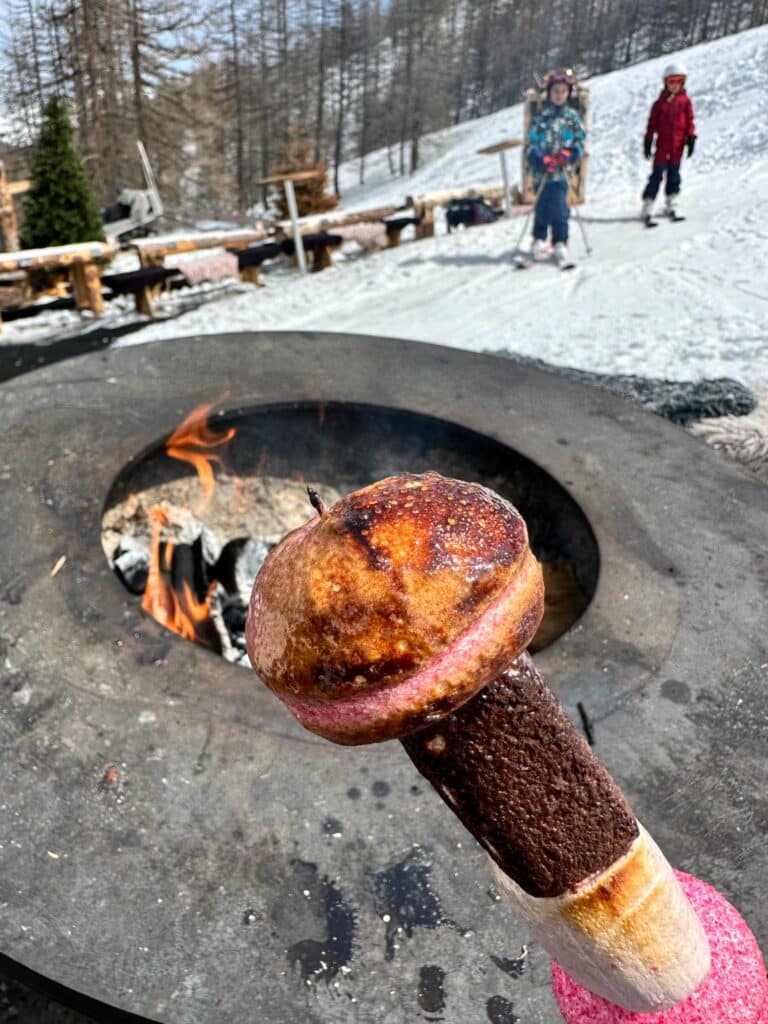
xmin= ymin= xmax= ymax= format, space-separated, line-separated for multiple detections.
xmin=0 ymin=332 xmax=765 ymax=1024
xmin=101 ymin=400 xmax=599 ymax=667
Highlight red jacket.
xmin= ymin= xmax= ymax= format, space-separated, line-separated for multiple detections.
xmin=645 ymin=89 xmax=696 ymax=165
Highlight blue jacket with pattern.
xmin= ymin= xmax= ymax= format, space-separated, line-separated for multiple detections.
xmin=526 ymin=101 xmax=586 ymax=184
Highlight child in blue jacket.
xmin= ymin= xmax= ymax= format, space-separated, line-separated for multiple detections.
xmin=525 ymin=69 xmax=585 ymax=263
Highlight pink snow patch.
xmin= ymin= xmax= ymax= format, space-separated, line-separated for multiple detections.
xmin=552 ymin=871 xmax=767 ymax=1024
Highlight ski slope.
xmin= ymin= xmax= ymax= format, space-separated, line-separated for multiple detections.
xmin=9 ymin=27 xmax=768 ymax=389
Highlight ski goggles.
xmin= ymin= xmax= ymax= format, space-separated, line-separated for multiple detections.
xmin=665 ymin=75 xmax=686 ymax=84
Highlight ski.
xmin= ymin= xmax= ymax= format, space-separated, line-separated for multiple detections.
xmin=512 ymin=251 xmax=534 ymax=269
xmin=644 ymin=215 xmax=659 ymax=228
xmin=512 ymin=251 xmax=575 ymax=270
xmin=666 ymin=212 xmax=686 ymax=222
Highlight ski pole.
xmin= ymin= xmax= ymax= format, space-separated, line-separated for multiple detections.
xmin=513 ymin=171 xmax=548 ymax=254
xmin=565 ymin=168 xmax=592 ymax=256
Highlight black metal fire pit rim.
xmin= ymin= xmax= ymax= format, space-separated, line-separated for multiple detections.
xmin=0 ymin=951 xmax=155 ymax=1024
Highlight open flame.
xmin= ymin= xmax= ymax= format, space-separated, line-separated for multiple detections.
xmin=141 ymin=508 xmax=214 ymax=642
xmin=166 ymin=398 xmax=236 ymax=512
xmin=141 ymin=399 xmax=236 ymax=645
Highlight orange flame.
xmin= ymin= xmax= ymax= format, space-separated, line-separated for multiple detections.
xmin=166 ymin=396 xmax=236 ymax=511
xmin=141 ymin=395 xmax=237 ymax=645
xmin=141 ymin=508 xmax=215 ymax=646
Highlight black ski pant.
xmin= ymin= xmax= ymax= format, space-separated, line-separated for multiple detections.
xmin=643 ymin=162 xmax=681 ymax=200
xmin=533 ymin=180 xmax=569 ymax=244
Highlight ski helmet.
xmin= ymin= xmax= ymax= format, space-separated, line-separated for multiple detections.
xmin=545 ymin=68 xmax=577 ymax=95
xmin=663 ymin=62 xmax=687 ymax=81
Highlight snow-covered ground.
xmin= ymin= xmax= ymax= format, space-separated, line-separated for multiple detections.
xmin=4 ymin=27 xmax=768 ymax=389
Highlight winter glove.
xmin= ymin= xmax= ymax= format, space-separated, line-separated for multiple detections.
xmin=686 ymin=135 xmax=696 ymax=158
xmin=527 ymin=146 xmax=545 ymax=172
xmin=543 ymin=150 xmax=570 ymax=174
xmin=644 ymin=136 xmax=653 ymax=160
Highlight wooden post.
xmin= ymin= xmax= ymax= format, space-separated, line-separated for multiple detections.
xmin=414 ymin=203 xmax=435 ymax=240
xmin=312 ymin=241 xmax=333 ymax=272
xmin=0 ymin=162 xmax=20 ymax=253
xmin=239 ymin=265 xmax=263 ymax=287
xmin=70 ymin=261 xmax=104 ymax=316
xmin=135 ymin=287 xmax=155 ymax=317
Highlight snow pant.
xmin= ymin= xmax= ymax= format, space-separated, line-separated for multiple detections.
xmin=533 ymin=180 xmax=570 ymax=244
xmin=642 ymin=163 xmax=681 ymax=200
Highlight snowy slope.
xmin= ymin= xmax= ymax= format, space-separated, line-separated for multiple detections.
xmin=8 ymin=27 xmax=768 ymax=389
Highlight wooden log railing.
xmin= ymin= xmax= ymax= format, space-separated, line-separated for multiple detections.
xmin=131 ymin=229 xmax=268 ymax=267
xmin=275 ymin=204 xmax=399 ymax=236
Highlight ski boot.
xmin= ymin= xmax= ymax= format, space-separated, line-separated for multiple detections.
xmin=642 ymin=198 xmax=658 ymax=228
xmin=553 ymin=242 xmax=575 ymax=270
xmin=665 ymin=196 xmax=685 ymax=222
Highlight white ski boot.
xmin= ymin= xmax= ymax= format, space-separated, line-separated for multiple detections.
xmin=665 ymin=196 xmax=685 ymax=222
xmin=642 ymin=198 xmax=657 ymax=228
xmin=531 ymin=238 xmax=550 ymax=260
xmin=553 ymin=242 xmax=575 ymax=269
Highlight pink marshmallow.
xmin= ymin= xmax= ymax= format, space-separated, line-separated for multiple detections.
xmin=552 ymin=871 xmax=767 ymax=1023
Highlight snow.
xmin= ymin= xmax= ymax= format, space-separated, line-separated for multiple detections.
xmin=4 ymin=27 xmax=768 ymax=390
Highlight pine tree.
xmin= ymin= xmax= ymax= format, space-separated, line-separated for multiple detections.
xmin=22 ymin=94 xmax=105 ymax=249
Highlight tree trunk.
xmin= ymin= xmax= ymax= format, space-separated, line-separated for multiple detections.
xmin=229 ymin=0 xmax=246 ymax=213
xmin=315 ymin=0 xmax=327 ymax=162
xmin=332 ymin=0 xmax=348 ymax=197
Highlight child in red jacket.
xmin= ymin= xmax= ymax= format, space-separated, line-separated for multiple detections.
xmin=641 ymin=62 xmax=696 ymax=224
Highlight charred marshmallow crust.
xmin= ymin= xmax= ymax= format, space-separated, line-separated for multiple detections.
xmin=271 ymin=546 xmax=543 ymax=744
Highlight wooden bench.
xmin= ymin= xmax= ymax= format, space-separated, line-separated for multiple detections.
xmin=129 ymin=229 xmax=268 ymax=315
xmin=231 ymin=242 xmax=282 ymax=286
xmin=280 ymin=232 xmax=343 ymax=271
xmin=102 ymin=266 xmax=181 ymax=316
xmin=382 ymin=216 xmax=422 ymax=247
xmin=0 ymin=240 xmax=118 ymax=332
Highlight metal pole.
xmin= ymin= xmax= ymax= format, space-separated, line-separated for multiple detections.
xmin=499 ymin=152 xmax=512 ymax=217
xmin=565 ymin=171 xmax=592 ymax=255
xmin=137 ymin=140 xmax=164 ymax=220
xmin=284 ymin=179 xmax=307 ymax=275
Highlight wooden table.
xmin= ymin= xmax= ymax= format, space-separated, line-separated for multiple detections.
xmin=477 ymin=138 xmax=523 ymax=216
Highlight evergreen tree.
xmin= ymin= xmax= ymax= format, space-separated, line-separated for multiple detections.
xmin=22 ymin=95 xmax=105 ymax=249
